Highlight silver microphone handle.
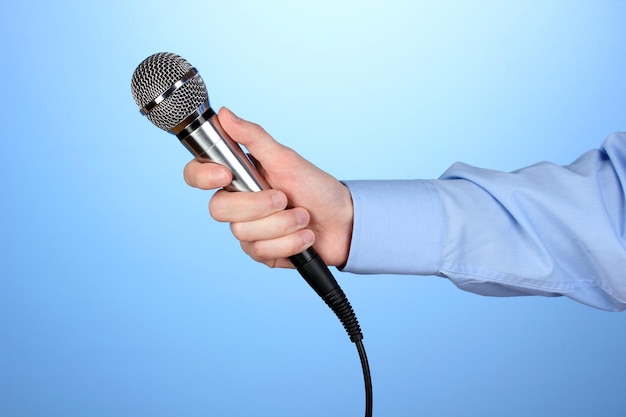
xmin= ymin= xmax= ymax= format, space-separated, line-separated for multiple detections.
xmin=177 ymin=110 xmax=270 ymax=193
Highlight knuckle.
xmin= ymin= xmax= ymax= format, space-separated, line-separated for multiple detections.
xmin=229 ymin=222 xmax=246 ymax=240
xmin=249 ymin=241 xmax=272 ymax=261
xmin=244 ymin=239 xmax=279 ymax=264
xmin=248 ymin=120 xmax=270 ymax=138
xmin=241 ymin=241 xmax=266 ymax=263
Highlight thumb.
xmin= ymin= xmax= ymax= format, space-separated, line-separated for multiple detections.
xmin=217 ymin=106 xmax=286 ymax=163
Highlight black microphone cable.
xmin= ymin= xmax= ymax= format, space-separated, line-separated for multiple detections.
xmin=131 ymin=52 xmax=373 ymax=417
xmin=290 ymin=247 xmax=373 ymax=417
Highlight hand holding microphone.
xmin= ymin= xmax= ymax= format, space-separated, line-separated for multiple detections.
xmin=183 ymin=106 xmax=354 ymax=270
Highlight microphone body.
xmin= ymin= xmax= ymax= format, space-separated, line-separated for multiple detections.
xmin=177 ymin=106 xmax=269 ymax=192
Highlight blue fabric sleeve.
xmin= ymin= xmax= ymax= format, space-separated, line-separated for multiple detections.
xmin=342 ymin=132 xmax=626 ymax=311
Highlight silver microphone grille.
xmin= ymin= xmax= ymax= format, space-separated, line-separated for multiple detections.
xmin=131 ymin=52 xmax=209 ymax=131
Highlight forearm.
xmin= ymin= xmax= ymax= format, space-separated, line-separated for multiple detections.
xmin=342 ymin=132 xmax=626 ymax=311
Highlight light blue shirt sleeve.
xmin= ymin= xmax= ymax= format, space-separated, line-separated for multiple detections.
xmin=342 ymin=132 xmax=626 ymax=311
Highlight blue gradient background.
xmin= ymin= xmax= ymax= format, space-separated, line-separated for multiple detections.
xmin=1 ymin=1 xmax=625 ymax=416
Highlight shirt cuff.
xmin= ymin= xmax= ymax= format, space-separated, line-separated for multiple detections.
xmin=340 ymin=180 xmax=444 ymax=276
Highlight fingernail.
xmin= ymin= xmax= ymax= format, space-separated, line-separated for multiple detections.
xmin=294 ymin=208 xmax=309 ymax=226
xmin=212 ymin=169 xmax=230 ymax=187
xmin=271 ymin=192 xmax=287 ymax=209
xmin=302 ymin=230 xmax=315 ymax=246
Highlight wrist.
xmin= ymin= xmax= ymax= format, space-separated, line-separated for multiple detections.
xmin=335 ymin=182 xmax=354 ymax=267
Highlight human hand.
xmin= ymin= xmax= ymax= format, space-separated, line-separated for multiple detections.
xmin=183 ymin=107 xmax=353 ymax=269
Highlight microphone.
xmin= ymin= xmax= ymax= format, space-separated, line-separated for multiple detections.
xmin=131 ymin=53 xmax=372 ymax=417
xmin=130 ymin=52 xmax=364 ymax=342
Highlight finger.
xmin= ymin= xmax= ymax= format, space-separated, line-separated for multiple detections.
xmin=230 ymin=207 xmax=310 ymax=242
xmin=217 ymin=107 xmax=290 ymax=163
xmin=183 ymin=159 xmax=232 ymax=190
xmin=241 ymin=229 xmax=315 ymax=263
xmin=209 ymin=189 xmax=288 ymax=223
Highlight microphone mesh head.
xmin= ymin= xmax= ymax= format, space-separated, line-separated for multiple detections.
xmin=131 ymin=52 xmax=209 ymax=131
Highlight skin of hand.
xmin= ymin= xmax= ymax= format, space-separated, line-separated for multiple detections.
xmin=183 ymin=107 xmax=354 ymax=269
